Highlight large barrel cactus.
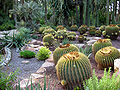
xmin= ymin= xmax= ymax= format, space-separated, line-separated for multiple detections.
xmin=95 ymin=46 xmax=120 ymax=69
xmin=56 ymin=51 xmax=92 ymax=86
xmin=103 ymin=25 xmax=119 ymax=40
xmin=53 ymin=44 xmax=79 ymax=65
xmin=92 ymin=39 xmax=112 ymax=55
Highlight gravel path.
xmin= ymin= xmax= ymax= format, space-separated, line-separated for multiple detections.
xmin=3 ymin=48 xmax=44 ymax=80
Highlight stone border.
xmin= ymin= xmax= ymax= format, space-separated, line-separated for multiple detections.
xmin=0 ymin=47 xmax=11 ymax=67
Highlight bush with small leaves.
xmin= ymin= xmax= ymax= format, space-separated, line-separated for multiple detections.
xmin=20 ymin=50 xmax=35 ymax=58
xmin=35 ymin=47 xmax=51 ymax=61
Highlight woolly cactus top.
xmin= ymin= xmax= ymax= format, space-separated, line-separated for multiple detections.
xmin=59 ymin=44 xmax=70 ymax=48
xmin=99 ymin=47 xmax=113 ymax=55
xmin=97 ymin=39 xmax=111 ymax=43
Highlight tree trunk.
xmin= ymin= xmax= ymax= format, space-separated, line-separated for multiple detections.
xmin=106 ymin=0 xmax=109 ymax=25
xmin=79 ymin=3 xmax=84 ymax=26
xmin=85 ymin=0 xmax=90 ymax=26
xmin=44 ymin=0 xmax=47 ymax=24
xmin=76 ymin=5 xmax=79 ymax=26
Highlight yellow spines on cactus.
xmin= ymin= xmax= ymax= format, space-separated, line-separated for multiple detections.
xmin=92 ymin=39 xmax=112 ymax=55
xmin=95 ymin=46 xmax=120 ymax=69
xmin=104 ymin=24 xmax=119 ymax=40
xmin=43 ymin=34 xmax=54 ymax=46
xmin=56 ymin=51 xmax=92 ymax=86
xmin=53 ymin=44 xmax=79 ymax=65
xmin=42 ymin=28 xmax=56 ymax=36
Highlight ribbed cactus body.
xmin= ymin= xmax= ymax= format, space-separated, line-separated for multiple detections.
xmin=92 ymin=39 xmax=112 ymax=55
xmin=104 ymin=25 xmax=119 ymax=39
xmin=95 ymin=46 xmax=120 ymax=69
xmin=53 ymin=44 xmax=79 ymax=65
xmin=43 ymin=34 xmax=54 ymax=45
xmin=56 ymin=52 xmax=92 ymax=86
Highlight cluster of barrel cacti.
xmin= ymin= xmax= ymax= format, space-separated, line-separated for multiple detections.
xmin=92 ymin=39 xmax=120 ymax=70
xmin=102 ymin=25 xmax=119 ymax=40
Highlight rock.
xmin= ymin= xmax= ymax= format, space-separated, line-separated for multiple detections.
xmin=19 ymin=78 xmax=39 ymax=89
xmin=30 ymin=44 xmax=40 ymax=48
xmin=36 ymin=41 xmax=41 ymax=45
xmin=30 ymin=73 xmax=44 ymax=79
xmin=30 ymin=40 xmax=37 ymax=44
xmin=46 ymin=55 xmax=54 ymax=62
xmin=117 ymin=49 xmax=120 ymax=52
xmin=21 ymin=61 xmax=30 ymax=64
xmin=41 ymin=61 xmax=54 ymax=68
xmin=74 ymin=44 xmax=84 ymax=48
xmin=26 ymin=47 xmax=35 ymax=51
xmin=36 ymin=67 xmax=46 ymax=74
xmin=87 ymin=40 xmax=97 ymax=46
xmin=114 ymin=59 xmax=120 ymax=72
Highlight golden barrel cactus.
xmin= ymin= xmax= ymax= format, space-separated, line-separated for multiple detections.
xmin=95 ymin=46 xmax=120 ymax=69
xmin=53 ymin=44 xmax=79 ymax=65
xmin=56 ymin=51 xmax=92 ymax=86
xmin=92 ymin=39 xmax=112 ymax=55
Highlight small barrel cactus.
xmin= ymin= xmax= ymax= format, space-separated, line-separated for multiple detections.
xmin=78 ymin=35 xmax=85 ymax=43
xmin=38 ymin=26 xmax=52 ymax=34
xmin=43 ymin=34 xmax=55 ymax=46
xmin=95 ymin=30 xmax=101 ymax=37
xmin=103 ymin=25 xmax=119 ymax=40
xmin=56 ymin=51 xmax=92 ymax=87
xmin=89 ymin=26 xmax=96 ymax=36
xmin=55 ymin=30 xmax=68 ymax=40
xmin=42 ymin=29 xmax=56 ymax=36
xmin=67 ymin=32 xmax=76 ymax=41
xmin=53 ymin=44 xmax=79 ymax=65
xmin=99 ymin=25 xmax=106 ymax=32
xmin=56 ymin=25 xmax=64 ymax=30
xmin=92 ymin=39 xmax=112 ymax=55
xmin=70 ymin=25 xmax=78 ymax=31
xmin=95 ymin=46 xmax=120 ymax=69
xmin=78 ymin=25 xmax=88 ymax=35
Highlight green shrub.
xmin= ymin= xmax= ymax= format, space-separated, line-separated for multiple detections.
xmin=83 ymin=68 xmax=120 ymax=90
xmin=35 ymin=47 xmax=51 ymax=60
xmin=20 ymin=50 xmax=35 ymax=58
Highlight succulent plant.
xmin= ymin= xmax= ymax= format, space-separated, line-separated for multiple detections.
xmin=99 ymin=25 xmax=106 ymax=32
xmin=20 ymin=50 xmax=35 ymax=58
xmin=38 ymin=26 xmax=52 ymax=34
xmin=56 ymin=25 xmax=65 ymax=30
xmin=53 ymin=44 xmax=79 ymax=65
xmin=92 ymin=39 xmax=112 ymax=55
xmin=70 ymin=25 xmax=78 ymax=31
xmin=43 ymin=34 xmax=55 ymax=46
xmin=95 ymin=46 xmax=120 ymax=69
xmin=89 ymin=26 xmax=96 ymax=36
xmin=56 ymin=51 xmax=92 ymax=86
xmin=95 ymin=30 xmax=102 ymax=37
xmin=55 ymin=30 xmax=68 ymax=40
xmin=78 ymin=35 xmax=85 ymax=43
xmin=103 ymin=25 xmax=119 ymax=40
xmin=78 ymin=25 xmax=88 ymax=35
xmin=42 ymin=29 xmax=56 ymax=36
xmin=67 ymin=32 xmax=76 ymax=41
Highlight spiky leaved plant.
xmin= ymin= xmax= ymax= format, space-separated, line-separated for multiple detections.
xmin=56 ymin=51 xmax=92 ymax=87
xmin=53 ymin=44 xmax=79 ymax=65
xmin=92 ymin=39 xmax=112 ymax=55
xmin=95 ymin=46 xmax=120 ymax=69
xmin=103 ymin=24 xmax=119 ymax=40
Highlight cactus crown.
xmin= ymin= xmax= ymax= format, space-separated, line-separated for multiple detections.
xmin=63 ymin=52 xmax=80 ymax=61
xmin=97 ymin=39 xmax=111 ymax=43
xmin=59 ymin=44 xmax=70 ymax=48
xmin=99 ymin=47 xmax=112 ymax=55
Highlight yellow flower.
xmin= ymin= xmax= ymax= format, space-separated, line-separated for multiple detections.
xmin=61 ymin=80 xmax=67 ymax=86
